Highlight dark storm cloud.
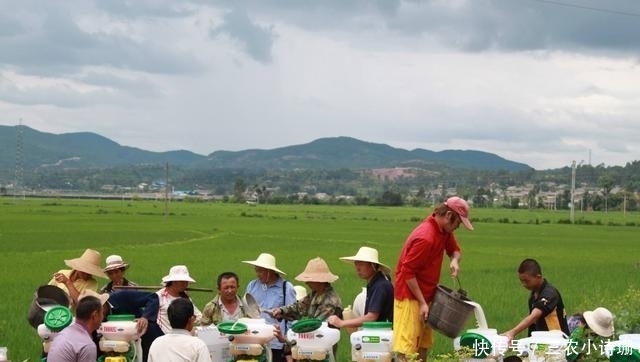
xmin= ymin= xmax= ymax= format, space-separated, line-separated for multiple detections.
xmin=210 ymin=7 xmax=276 ymax=64
xmin=214 ymin=0 xmax=640 ymax=55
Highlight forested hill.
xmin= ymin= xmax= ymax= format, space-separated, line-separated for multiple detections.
xmin=203 ymin=137 xmax=533 ymax=171
xmin=0 ymin=125 xmax=530 ymax=172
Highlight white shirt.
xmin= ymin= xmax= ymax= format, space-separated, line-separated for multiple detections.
xmin=148 ymin=329 xmax=212 ymax=362
xmin=156 ymin=288 xmax=203 ymax=334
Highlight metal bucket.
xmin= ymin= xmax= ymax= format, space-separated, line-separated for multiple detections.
xmin=27 ymin=285 xmax=70 ymax=329
xmin=427 ymin=284 xmax=475 ymax=338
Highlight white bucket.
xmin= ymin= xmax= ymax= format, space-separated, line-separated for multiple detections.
xmin=99 ymin=319 xmax=140 ymax=342
xmin=228 ymin=318 xmax=275 ymax=345
xmin=351 ymin=322 xmax=393 ymax=362
xmin=516 ymin=331 xmax=569 ymax=362
xmin=287 ymin=322 xmax=340 ymax=349
xmin=195 ymin=325 xmax=231 ymax=362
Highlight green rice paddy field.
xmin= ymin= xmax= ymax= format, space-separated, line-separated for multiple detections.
xmin=0 ymin=198 xmax=638 ymax=361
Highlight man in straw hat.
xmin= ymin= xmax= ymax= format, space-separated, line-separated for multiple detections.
xmin=272 ymin=257 xmax=343 ymax=360
xmin=272 ymin=257 xmax=343 ymax=322
xmin=49 ymin=248 xmax=107 ymax=306
xmin=393 ymin=196 xmax=473 ymax=362
xmin=327 ymin=246 xmax=394 ymax=330
xmin=100 ymin=254 xmax=137 ymax=294
xmin=243 ymin=252 xmax=297 ymax=362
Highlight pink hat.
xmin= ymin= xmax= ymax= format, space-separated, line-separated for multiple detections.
xmin=445 ymin=196 xmax=473 ymax=230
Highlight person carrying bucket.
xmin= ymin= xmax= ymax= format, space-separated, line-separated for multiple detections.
xmin=392 ymin=196 xmax=474 ymax=362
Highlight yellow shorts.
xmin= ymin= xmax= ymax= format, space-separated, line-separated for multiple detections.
xmin=392 ymin=298 xmax=434 ymax=355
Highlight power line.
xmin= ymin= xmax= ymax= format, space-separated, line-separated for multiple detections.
xmin=527 ymin=0 xmax=640 ymax=18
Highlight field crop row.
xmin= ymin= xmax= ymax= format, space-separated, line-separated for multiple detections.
xmin=0 ymin=198 xmax=637 ymax=361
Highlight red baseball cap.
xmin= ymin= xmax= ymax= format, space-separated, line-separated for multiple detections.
xmin=445 ymin=196 xmax=473 ymax=230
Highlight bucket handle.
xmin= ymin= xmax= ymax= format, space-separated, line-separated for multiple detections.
xmin=452 ymin=276 xmax=467 ymax=297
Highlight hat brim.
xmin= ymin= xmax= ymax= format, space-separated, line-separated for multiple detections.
xmin=79 ymin=290 xmax=110 ymax=306
xmin=460 ymin=217 xmax=474 ymax=231
xmin=584 ymin=310 xmax=614 ymax=337
xmin=162 ymin=275 xmax=196 ymax=283
xmin=339 ymin=257 xmax=391 ymax=275
xmin=242 ymin=260 xmax=286 ymax=275
xmin=65 ymin=259 xmax=107 ymax=279
xmin=104 ymin=263 xmax=129 ymax=272
xmin=295 ymin=272 xmax=339 ymax=283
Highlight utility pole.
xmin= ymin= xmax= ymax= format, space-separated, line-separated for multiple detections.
xmin=164 ymin=162 xmax=169 ymax=218
xmin=570 ymin=160 xmax=576 ymax=224
xmin=14 ymin=120 xmax=24 ymax=199
xmin=570 ymin=160 xmax=584 ymax=224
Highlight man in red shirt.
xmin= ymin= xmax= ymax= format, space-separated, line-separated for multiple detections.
xmin=393 ymin=196 xmax=474 ymax=362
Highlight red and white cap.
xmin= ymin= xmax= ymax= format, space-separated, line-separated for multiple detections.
xmin=445 ymin=196 xmax=473 ymax=230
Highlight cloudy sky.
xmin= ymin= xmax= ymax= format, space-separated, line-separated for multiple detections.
xmin=1 ymin=0 xmax=639 ymax=170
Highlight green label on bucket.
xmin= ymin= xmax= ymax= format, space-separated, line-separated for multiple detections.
xmin=362 ymin=336 xmax=381 ymax=343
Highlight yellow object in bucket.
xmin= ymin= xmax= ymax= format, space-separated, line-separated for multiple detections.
xmin=104 ymin=357 xmax=127 ymax=362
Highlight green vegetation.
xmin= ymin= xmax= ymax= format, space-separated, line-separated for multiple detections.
xmin=0 ymin=198 xmax=638 ymax=361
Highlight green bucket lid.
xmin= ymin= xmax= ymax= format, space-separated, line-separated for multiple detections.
xmin=44 ymin=305 xmax=73 ymax=331
xmin=610 ymin=347 xmax=640 ymax=362
xmin=362 ymin=322 xmax=392 ymax=329
xmin=291 ymin=318 xmax=322 ymax=333
xmin=217 ymin=321 xmax=248 ymax=335
xmin=459 ymin=332 xmax=493 ymax=358
xmin=107 ymin=314 xmax=135 ymax=321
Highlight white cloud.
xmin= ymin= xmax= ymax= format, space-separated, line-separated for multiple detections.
xmin=1 ymin=0 xmax=639 ymax=169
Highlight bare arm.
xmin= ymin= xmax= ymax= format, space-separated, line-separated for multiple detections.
xmin=449 ymin=251 xmax=461 ymax=277
xmin=503 ymin=308 xmax=544 ymax=343
xmin=327 ymin=311 xmax=380 ymax=329
xmin=405 ymin=277 xmax=429 ymax=321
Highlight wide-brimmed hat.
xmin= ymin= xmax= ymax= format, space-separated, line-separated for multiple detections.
xmin=294 ymin=285 xmax=308 ymax=301
xmin=242 ymin=253 xmax=286 ymax=275
xmin=161 ymin=265 xmax=196 ymax=284
xmin=295 ymin=257 xmax=339 ymax=283
xmin=584 ymin=307 xmax=614 ymax=337
xmin=444 ymin=196 xmax=474 ymax=230
xmin=79 ymin=289 xmax=110 ymax=306
xmin=104 ymin=255 xmax=129 ymax=272
xmin=64 ymin=249 xmax=107 ymax=279
xmin=339 ymin=246 xmax=391 ymax=275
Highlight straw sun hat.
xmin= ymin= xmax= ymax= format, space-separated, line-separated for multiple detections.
xmin=242 ymin=253 xmax=286 ymax=275
xmin=339 ymin=246 xmax=391 ymax=275
xmin=79 ymin=289 xmax=110 ymax=306
xmin=584 ymin=307 xmax=614 ymax=337
xmin=295 ymin=257 xmax=339 ymax=283
xmin=64 ymin=249 xmax=107 ymax=279
xmin=104 ymin=255 xmax=129 ymax=272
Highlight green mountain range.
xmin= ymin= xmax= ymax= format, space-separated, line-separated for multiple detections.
xmin=0 ymin=125 xmax=531 ymax=172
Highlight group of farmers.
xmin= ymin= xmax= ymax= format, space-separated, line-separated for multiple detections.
xmin=37 ymin=195 xmax=613 ymax=362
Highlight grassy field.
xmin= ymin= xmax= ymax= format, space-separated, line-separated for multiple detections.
xmin=0 ymin=198 xmax=638 ymax=361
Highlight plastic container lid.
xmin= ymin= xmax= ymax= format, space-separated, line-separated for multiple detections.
xmin=362 ymin=322 xmax=392 ymax=329
xmin=291 ymin=318 xmax=322 ymax=333
xmin=459 ymin=332 xmax=493 ymax=358
xmin=107 ymin=314 xmax=135 ymax=321
xmin=44 ymin=306 xmax=73 ymax=331
xmin=217 ymin=321 xmax=248 ymax=335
